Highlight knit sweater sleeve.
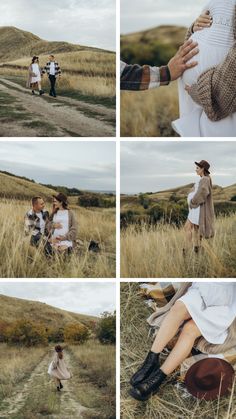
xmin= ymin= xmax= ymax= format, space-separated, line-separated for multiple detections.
xmin=190 ymin=177 xmax=210 ymax=208
xmin=188 ymin=44 xmax=236 ymax=121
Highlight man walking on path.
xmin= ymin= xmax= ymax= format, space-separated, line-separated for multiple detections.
xmin=43 ymin=55 xmax=62 ymax=97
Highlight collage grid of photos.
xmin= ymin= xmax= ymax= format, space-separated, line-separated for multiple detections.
xmin=0 ymin=0 xmax=236 ymax=418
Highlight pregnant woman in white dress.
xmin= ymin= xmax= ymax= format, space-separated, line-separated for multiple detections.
xmin=172 ymin=0 xmax=236 ymax=137
xmin=48 ymin=193 xmax=78 ymax=254
xmin=129 ymin=282 xmax=236 ymax=401
xmin=184 ymin=160 xmax=214 ymax=253
xmin=27 ymin=56 xmax=44 ymax=96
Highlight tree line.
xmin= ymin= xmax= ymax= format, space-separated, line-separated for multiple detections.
xmin=0 ymin=312 xmax=116 ymax=347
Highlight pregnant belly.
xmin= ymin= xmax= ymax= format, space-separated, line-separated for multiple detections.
xmin=181 ymin=35 xmax=231 ymax=86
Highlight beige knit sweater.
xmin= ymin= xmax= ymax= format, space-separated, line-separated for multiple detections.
xmin=185 ymin=6 xmax=236 ymax=122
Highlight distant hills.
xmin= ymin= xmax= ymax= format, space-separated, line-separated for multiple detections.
xmin=0 ymin=294 xmax=97 ymax=328
xmin=121 ymin=182 xmax=236 ymax=210
xmin=0 ymin=26 xmax=107 ymax=63
xmin=0 ymin=170 xmax=115 ymax=202
xmin=121 ymin=25 xmax=187 ymax=66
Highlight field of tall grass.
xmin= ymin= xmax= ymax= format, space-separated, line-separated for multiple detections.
xmin=0 ymin=344 xmax=47 ymax=401
xmin=121 ymin=215 xmax=236 ymax=278
xmin=121 ymin=82 xmax=179 ymax=137
xmin=0 ymin=50 xmax=116 ymax=99
xmin=70 ymin=341 xmax=116 ymax=418
xmin=121 ymin=282 xmax=236 ymax=419
xmin=0 ymin=199 xmax=116 ymax=278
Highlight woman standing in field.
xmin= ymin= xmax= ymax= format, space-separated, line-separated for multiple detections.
xmin=184 ymin=160 xmax=214 ymax=253
xmin=48 ymin=193 xmax=78 ymax=254
xmin=48 ymin=345 xmax=71 ymax=391
xmin=129 ymin=282 xmax=236 ymax=401
xmin=172 ymin=1 xmax=236 ymax=136
xmin=27 ymin=56 xmax=44 ymax=96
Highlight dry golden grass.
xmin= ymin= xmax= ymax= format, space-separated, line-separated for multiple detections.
xmin=70 ymin=341 xmax=116 ymax=418
xmin=121 ymin=282 xmax=236 ymax=419
xmin=0 ymin=199 xmax=116 ymax=278
xmin=121 ymin=215 xmax=236 ymax=278
xmin=121 ymin=82 xmax=179 ymax=137
xmin=0 ymin=50 xmax=116 ymax=98
xmin=0 ymin=344 xmax=46 ymax=401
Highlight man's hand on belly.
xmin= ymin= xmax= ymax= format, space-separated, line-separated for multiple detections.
xmin=168 ymin=39 xmax=199 ymax=81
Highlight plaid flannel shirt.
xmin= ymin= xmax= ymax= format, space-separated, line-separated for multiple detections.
xmin=120 ymin=60 xmax=171 ymax=90
xmin=42 ymin=61 xmax=62 ymax=77
xmin=24 ymin=209 xmax=49 ymax=237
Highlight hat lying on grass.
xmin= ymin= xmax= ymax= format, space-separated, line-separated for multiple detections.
xmin=185 ymin=358 xmax=235 ymax=401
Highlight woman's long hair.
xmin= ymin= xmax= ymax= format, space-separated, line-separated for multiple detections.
xmin=50 ymin=200 xmax=69 ymax=219
xmin=203 ymin=170 xmax=213 ymax=188
xmin=31 ymin=56 xmax=38 ymax=64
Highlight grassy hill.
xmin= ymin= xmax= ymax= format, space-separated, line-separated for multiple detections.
xmin=121 ymin=25 xmax=187 ymax=66
xmin=0 ymin=26 xmax=107 ymax=63
xmin=0 ymin=294 xmax=97 ymax=328
xmin=0 ymin=171 xmax=56 ymax=200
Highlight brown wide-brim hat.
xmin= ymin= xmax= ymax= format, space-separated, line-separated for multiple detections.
xmin=195 ymin=160 xmax=210 ymax=174
xmin=185 ymin=358 xmax=235 ymax=401
xmin=53 ymin=192 xmax=68 ymax=205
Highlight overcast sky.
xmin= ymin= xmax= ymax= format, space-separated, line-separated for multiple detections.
xmin=0 ymin=0 xmax=115 ymax=51
xmin=121 ymin=141 xmax=236 ymax=194
xmin=0 ymin=282 xmax=116 ymax=317
xmin=121 ymin=0 xmax=208 ymax=34
xmin=0 ymin=141 xmax=115 ymax=191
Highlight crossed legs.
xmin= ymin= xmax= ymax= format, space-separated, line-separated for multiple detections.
xmin=151 ymin=301 xmax=201 ymax=374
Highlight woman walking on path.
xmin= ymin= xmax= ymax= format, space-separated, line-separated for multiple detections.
xmin=129 ymin=282 xmax=236 ymax=401
xmin=184 ymin=160 xmax=215 ymax=253
xmin=48 ymin=345 xmax=71 ymax=391
xmin=27 ymin=56 xmax=44 ymax=96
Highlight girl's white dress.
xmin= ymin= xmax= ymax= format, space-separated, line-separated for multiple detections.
xmin=178 ymin=283 xmax=236 ymax=344
xmin=31 ymin=63 xmax=41 ymax=83
xmin=52 ymin=210 xmax=72 ymax=248
xmin=172 ymin=0 xmax=236 ymax=137
xmin=187 ymin=179 xmax=200 ymax=225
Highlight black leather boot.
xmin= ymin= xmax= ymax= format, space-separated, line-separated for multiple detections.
xmin=130 ymin=351 xmax=160 ymax=387
xmin=129 ymin=368 xmax=167 ymax=401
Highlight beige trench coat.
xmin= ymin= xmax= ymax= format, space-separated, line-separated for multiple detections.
xmin=190 ymin=176 xmax=215 ymax=238
xmin=147 ymin=283 xmax=236 ymax=355
xmin=48 ymin=352 xmax=71 ymax=380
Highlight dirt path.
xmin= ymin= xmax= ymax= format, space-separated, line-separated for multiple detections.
xmin=0 ymin=350 xmax=95 ymax=419
xmin=0 ymin=77 xmax=115 ymax=137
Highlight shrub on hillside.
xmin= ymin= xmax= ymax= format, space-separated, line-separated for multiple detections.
xmin=96 ymin=312 xmax=116 ymax=345
xmin=78 ymin=194 xmax=115 ymax=208
xmin=6 ymin=319 xmax=47 ymax=346
xmin=230 ymin=195 xmax=236 ymax=202
xmin=64 ymin=323 xmax=89 ymax=344
xmin=48 ymin=327 xmax=65 ymax=343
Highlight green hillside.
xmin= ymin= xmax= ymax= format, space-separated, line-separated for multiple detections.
xmin=121 ymin=25 xmax=187 ymax=66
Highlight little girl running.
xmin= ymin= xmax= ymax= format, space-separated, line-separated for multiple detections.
xmin=48 ymin=345 xmax=71 ymax=391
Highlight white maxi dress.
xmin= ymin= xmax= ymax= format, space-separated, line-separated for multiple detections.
xmin=52 ymin=210 xmax=73 ymax=249
xmin=187 ymin=179 xmax=200 ymax=225
xmin=172 ymin=0 xmax=236 ymax=137
xmin=31 ymin=63 xmax=41 ymax=84
xmin=178 ymin=283 xmax=236 ymax=344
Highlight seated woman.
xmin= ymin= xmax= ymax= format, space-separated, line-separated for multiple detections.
xmin=172 ymin=0 xmax=236 ymax=137
xmin=129 ymin=282 xmax=236 ymax=401
xmin=47 ymin=193 xmax=77 ymax=254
